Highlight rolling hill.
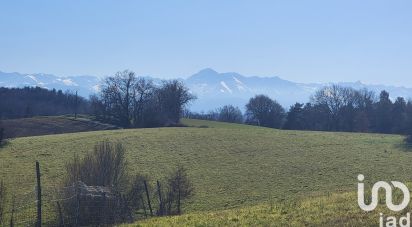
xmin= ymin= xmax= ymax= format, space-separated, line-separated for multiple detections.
xmin=1 ymin=116 xmax=119 ymax=138
xmin=0 ymin=119 xmax=411 ymax=226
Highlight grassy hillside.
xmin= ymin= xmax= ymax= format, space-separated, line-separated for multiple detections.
xmin=123 ymin=192 xmax=372 ymax=227
xmin=0 ymin=119 xmax=410 ymax=225
xmin=125 ymin=189 xmax=412 ymax=227
xmin=1 ymin=115 xmax=119 ymax=138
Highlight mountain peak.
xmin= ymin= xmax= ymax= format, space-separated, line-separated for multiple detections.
xmin=187 ymin=68 xmax=221 ymax=82
xmin=197 ymin=68 xmax=218 ymax=75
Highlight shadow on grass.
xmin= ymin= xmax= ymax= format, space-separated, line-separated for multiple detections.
xmin=0 ymin=139 xmax=11 ymax=149
xmin=395 ymin=135 xmax=412 ymax=152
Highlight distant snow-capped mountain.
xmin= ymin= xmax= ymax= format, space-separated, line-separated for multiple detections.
xmin=186 ymin=68 xmax=412 ymax=111
xmin=0 ymin=71 xmax=100 ymax=97
xmin=186 ymin=68 xmax=317 ymax=111
xmin=2 ymin=69 xmax=412 ymax=112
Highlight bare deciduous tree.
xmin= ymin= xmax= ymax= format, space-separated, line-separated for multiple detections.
xmin=218 ymin=105 xmax=243 ymax=123
xmin=310 ymin=85 xmax=374 ymax=131
xmin=133 ymin=78 xmax=155 ymax=127
xmin=157 ymin=80 xmax=196 ymax=125
xmin=101 ymin=70 xmax=137 ymax=127
xmin=97 ymin=72 xmax=195 ymax=128
xmin=245 ymin=95 xmax=285 ymax=128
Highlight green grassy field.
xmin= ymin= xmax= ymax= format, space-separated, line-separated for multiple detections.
xmin=0 ymin=119 xmax=411 ymax=226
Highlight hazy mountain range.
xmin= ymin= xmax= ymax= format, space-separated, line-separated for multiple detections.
xmin=1 ymin=69 xmax=412 ymax=112
xmin=0 ymin=71 xmax=100 ymax=98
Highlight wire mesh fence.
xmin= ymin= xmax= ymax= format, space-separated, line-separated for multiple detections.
xmin=0 ymin=162 xmax=159 ymax=227
xmin=2 ymin=187 xmax=37 ymax=227
xmin=0 ymin=159 xmax=192 ymax=227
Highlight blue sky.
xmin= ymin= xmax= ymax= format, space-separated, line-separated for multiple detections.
xmin=1 ymin=0 xmax=411 ymax=86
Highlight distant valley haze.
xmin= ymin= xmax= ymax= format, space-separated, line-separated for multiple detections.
xmin=2 ymin=68 xmax=412 ymax=112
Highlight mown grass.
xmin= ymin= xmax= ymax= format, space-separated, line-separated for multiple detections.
xmin=181 ymin=118 xmax=255 ymax=129
xmin=0 ymin=119 xmax=411 ymax=225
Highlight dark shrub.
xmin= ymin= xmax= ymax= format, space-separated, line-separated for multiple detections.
xmin=165 ymin=166 xmax=193 ymax=215
xmin=59 ymin=141 xmax=194 ymax=225
xmin=61 ymin=141 xmax=133 ymax=225
xmin=127 ymin=175 xmax=149 ymax=213
xmin=64 ymin=141 xmax=127 ymax=188
xmin=0 ymin=119 xmax=4 ymax=146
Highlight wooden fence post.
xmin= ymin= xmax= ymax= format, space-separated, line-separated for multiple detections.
xmin=56 ymin=202 xmax=64 ymax=226
xmin=75 ymin=182 xmax=80 ymax=226
xmin=9 ymin=195 xmax=15 ymax=227
xmin=143 ymin=181 xmax=153 ymax=216
xmin=101 ymin=192 xmax=106 ymax=225
xmin=140 ymin=195 xmax=147 ymax=218
xmin=156 ymin=180 xmax=164 ymax=216
xmin=177 ymin=186 xmax=181 ymax=215
xmin=36 ymin=161 xmax=42 ymax=227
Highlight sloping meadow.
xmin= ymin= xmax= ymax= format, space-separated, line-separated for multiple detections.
xmin=0 ymin=119 xmax=411 ymax=225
